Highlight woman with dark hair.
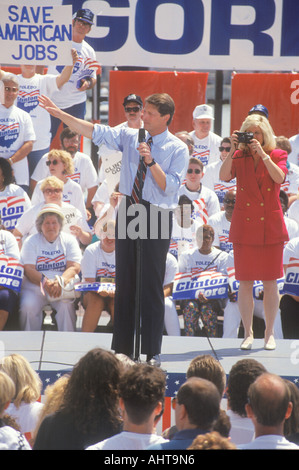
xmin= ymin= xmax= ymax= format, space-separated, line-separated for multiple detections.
xmin=0 ymin=157 xmax=31 ymax=232
xmin=33 ymin=348 xmax=122 ymax=450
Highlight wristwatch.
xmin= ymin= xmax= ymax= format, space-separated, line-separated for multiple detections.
xmin=147 ymin=159 xmax=156 ymax=167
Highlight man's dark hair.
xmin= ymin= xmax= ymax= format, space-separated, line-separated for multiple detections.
xmin=118 ymin=364 xmax=166 ymax=425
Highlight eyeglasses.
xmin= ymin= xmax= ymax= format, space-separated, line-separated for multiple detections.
xmin=187 ymin=168 xmax=201 ymax=174
xmin=124 ymin=106 xmax=141 ymax=113
xmin=223 ymin=199 xmax=236 ymax=205
xmin=219 ymin=146 xmax=231 ymax=152
xmin=46 ymin=160 xmax=59 ymax=166
xmin=4 ymin=86 xmax=18 ymax=93
xmin=43 ymin=188 xmax=62 ymax=195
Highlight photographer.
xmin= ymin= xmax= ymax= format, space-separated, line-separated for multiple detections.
xmin=220 ymin=115 xmax=289 ymax=351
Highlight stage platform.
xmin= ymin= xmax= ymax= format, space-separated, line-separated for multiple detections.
xmin=1 ymin=331 xmax=298 ymax=430
xmin=1 ymin=331 xmax=298 ymax=387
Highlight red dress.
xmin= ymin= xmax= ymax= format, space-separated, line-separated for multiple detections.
xmin=229 ymin=148 xmax=289 ymax=281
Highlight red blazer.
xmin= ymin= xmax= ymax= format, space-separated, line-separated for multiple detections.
xmin=229 ymin=148 xmax=289 ymax=246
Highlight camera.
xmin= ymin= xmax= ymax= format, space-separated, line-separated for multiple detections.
xmin=236 ymin=131 xmax=253 ymax=144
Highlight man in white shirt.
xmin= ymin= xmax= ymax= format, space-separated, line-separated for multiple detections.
xmin=47 ymin=8 xmax=99 ymax=141
xmin=87 ymin=363 xmax=168 ymax=450
xmin=239 ymin=373 xmax=299 ymax=450
xmin=0 ymin=74 xmax=35 ymax=192
xmin=189 ymin=104 xmax=222 ymax=166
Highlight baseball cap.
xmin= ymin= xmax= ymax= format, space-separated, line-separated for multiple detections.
xmin=248 ymin=104 xmax=269 ymax=119
xmin=123 ymin=94 xmax=143 ymax=107
xmin=73 ymin=9 xmax=94 ymax=25
xmin=37 ymin=204 xmax=65 ymax=221
xmin=193 ymin=104 xmax=214 ymax=120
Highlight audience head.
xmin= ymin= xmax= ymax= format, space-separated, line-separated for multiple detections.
xmin=246 ymin=373 xmax=292 ymax=428
xmin=0 ymin=157 xmax=14 ymax=187
xmin=186 ymin=354 xmax=226 ymax=397
xmin=226 ymin=359 xmax=267 ymax=417
xmin=0 ymin=354 xmax=42 ymax=408
xmin=188 ymin=431 xmax=236 ymax=450
xmin=0 ymin=371 xmax=16 ymax=416
xmin=175 ymin=377 xmax=221 ymax=431
xmin=118 ymin=363 xmax=166 ymax=426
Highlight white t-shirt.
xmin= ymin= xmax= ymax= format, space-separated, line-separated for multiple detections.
xmin=0 ymin=229 xmax=20 ymax=258
xmin=81 ymin=241 xmax=115 ymax=280
xmin=202 ymin=159 xmax=237 ymax=206
xmin=0 ymin=104 xmax=36 ymax=185
xmin=164 ymin=252 xmax=178 ymax=286
xmin=178 ymin=183 xmax=220 ymax=222
xmin=280 ymin=162 xmax=299 ymax=195
xmin=15 ymin=201 xmax=91 ymax=242
xmin=0 ymin=425 xmax=32 ymax=450
xmin=31 ymin=178 xmax=87 ymax=219
xmin=178 ymin=246 xmax=228 ymax=274
xmin=0 ymin=183 xmax=31 ymax=230
xmin=284 ymin=215 xmax=299 ymax=242
xmin=31 ymin=151 xmax=98 ymax=192
xmin=189 ymin=130 xmax=222 ymax=166
xmin=47 ymin=39 xmax=97 ymax=108
xmin=169 ymin=217 xmax=202 ymax=260
xmin=16 ymin=73 xmax=58 ymax=150
xmin=287 ymin=200 xmax=299 ymax=226
xmin=86 ymin=431 xmax=168 ymax=450
xmin=288 ymin=134 xmax=299 ymax=167
xmin=21 ymin=231 xmax=82 ymax=280
xmin=6 ymin=401 xmax=43 ymax=435
xmin=208 ymin=211 xmax=233 ymax=253
xmin=283 ymin=236 xmax=299 ymax=266
xmin=238 ymin=435 xmax=299 ymax=450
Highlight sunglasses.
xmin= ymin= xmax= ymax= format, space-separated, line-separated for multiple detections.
xmin=124 ymin=106 xmax=141 ymax=113
xmin=46 ymin=159 xmax=60 ymax=166
xmin=4 ymin=86 xmax=18 ymax=92
xmin=219 ymin=146 xmax=231 ymax=152
xmin=187 ymin=168 xmax=201 ymax=174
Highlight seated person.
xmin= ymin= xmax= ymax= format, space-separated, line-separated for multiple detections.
xmin=80 ymin=220 xmax=116 ymax=332
xmin=178 ymin=225 xmax=228 ymax=337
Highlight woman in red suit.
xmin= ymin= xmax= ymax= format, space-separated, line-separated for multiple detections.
xmin=220 ymin=115 xmax=288 ymax=351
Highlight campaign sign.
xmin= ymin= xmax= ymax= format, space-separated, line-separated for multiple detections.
xmin=173 ymin=270 xmax=229 ymax=301
xmin=0 ymin=196 xmax=27 ymax=230
xmin=75 ymin=281 xmax=115 ymax=295
xmin=0 ymin=2 xmax=72 ymax=65
xmin=282 ymin=258 xmax=299 ymax=296
xmin=0 ymin=255 xmax=24 ymax=293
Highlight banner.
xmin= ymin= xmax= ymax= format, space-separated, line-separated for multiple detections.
xmin=108 ymin=70 xmax=208 ymax=134
xmin=0 ymin=255 xmax=24 ymax=292
xmin=0 ymin=1 xmax=73 ymax=65
xmin=75 ymin=281 xmax=115 ymax=295
xmin=47 ymin=0 xmax=299 ymax=71
xmin=282 ymin=257 xmax=299 ymax=296
xmin=0 ymin=195 xmax=28 ymax=230
xmin=172 ymin=270 xmax=229 ymax=300
xmin=230 ymin=73 xmax=299 ymax=138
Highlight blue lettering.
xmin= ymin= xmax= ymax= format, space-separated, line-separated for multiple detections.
xmin=210 ymin=0 xmax=275 ymax=56
xmin=281 ymin=0 xmax=299 ymax=56
xmin=135 ymin=0 xmax=204 ymax=54
xmin=86 ymin=0 xmax=129 ymax=52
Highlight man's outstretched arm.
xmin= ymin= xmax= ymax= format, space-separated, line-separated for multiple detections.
xmin=38 ymin=94 xmax=94 ymax=139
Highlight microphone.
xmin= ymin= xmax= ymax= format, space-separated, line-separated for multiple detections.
xmin=138 ymin=128 xmax=146 ymax=143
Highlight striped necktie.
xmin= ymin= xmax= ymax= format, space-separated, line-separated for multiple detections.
xmin=131 ymin=137 xmax=153 ymax=204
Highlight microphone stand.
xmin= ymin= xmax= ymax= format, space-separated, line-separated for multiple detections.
xmin=134 ymin=129 xmax=146 ymax=362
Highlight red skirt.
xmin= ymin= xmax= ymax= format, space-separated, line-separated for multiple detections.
xmin=233 ymin=243 xmax=284 ymax=281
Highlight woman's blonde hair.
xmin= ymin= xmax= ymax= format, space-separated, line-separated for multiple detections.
xmin=47 ymin=149 xmax=74 ymax=175
xmin=40 ymin=175 xmax=64 ymax=192
xmin=0 ymin=354 xmax=42 ymax=408
xmin=0 ymin=371 xmax=15 ymax=415
xmin=239 ymin=114 xmax=276 ymax=153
